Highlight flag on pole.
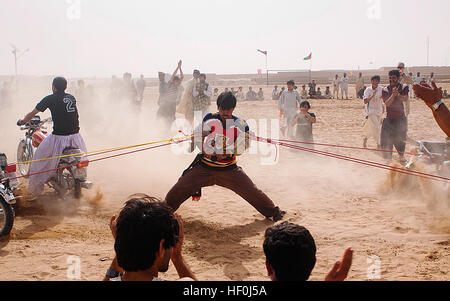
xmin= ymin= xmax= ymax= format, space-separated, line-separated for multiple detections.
xmin=257 ymin=69 xmax=263 ymax=75
xmin=257 ymin=49 xmax=268 ymax=56
xmin=303 ymin=53 xmax=312 ymax=61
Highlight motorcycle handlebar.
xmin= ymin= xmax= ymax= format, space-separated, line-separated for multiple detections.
xmin=18 ymin=117 xmax=52 ymax=129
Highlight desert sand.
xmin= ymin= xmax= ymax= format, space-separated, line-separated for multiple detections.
xmin=0 ymin=81 xmax=449 ymax=281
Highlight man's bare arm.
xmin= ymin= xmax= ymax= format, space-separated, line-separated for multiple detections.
xmin=17 ymin=108 xmax=40 ymax=126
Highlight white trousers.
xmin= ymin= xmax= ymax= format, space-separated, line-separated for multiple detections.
xmin=29 ymin=133 xmax=87 ymax=196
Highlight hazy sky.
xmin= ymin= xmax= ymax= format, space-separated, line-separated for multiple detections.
xmin=1 ymin=0 xmax=450 ymax=77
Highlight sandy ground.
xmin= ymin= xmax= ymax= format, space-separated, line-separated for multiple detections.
xmin=0 ymin=82 xmax=449 ymax=281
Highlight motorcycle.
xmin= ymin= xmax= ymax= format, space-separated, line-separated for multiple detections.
xmin=0 ymin=153 xmax=19 ymax=237
xmin=406 ymin=140 xmax=450 ymax=192
xmin=17 ymin=115 xmax=93 ymax=199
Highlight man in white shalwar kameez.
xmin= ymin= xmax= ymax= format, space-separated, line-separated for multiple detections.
xmin=279 ymin=80 xmax=302 ymax=138
xmin=362 ymin=76 xmax=384 ymax=149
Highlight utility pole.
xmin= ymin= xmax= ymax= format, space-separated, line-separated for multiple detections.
xmin=10 ymin=44 xmax=29 ymax=80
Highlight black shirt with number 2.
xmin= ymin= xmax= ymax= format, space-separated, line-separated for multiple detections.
xmin=35 ymin=92 xmax=80 ymax=136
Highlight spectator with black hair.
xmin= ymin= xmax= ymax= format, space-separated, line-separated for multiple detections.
xmin=380 ymin=70 xmax=410 ymax=164
xmin=157 ymin=60 xmax=184 ymax=127
xmin=257 ymin=88 xmax=265 ymax=100
xmin=104 ymin=195 xmax=197 ymax=281
xmin=279 ymin=80 xmax=302 ymax=138
xmin=193 ymin=73 xmax=213 ymax=119
xmin=341 ymin=73 xmax=349 ymax=100
xmin=272 ymin=86 xmax=280 ymax=101
xmin=17 ymin=77 xmax=87 ymax=197
xmin=300 ymin=85 xmax=309 ymax=99
xmin=362 ymin=75 xmax=384 ymax=149
xmin=164 ymin=92 xmax=286 ymax=222
xmin=291 ymin=101 xmax=316 ymax=149
xmin=236 ymin=86 xmax=245 ymax=101
xmin=246 ymin=86 xmax=257 ymax=101
xmin=263 ymin=222 xmax=353 ymax=281
xmin=324 ymin=86 xmax=332 ymax=99
xmin=308 ymin=80 xmax=317 ymax=98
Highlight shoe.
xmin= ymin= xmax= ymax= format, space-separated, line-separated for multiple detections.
xmin=272 ymin=207 xmax=286 ymax=222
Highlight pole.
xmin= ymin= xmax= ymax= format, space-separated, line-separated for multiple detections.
xmin=309 ymin=58 xmax=312 ymax=83
xmin=266 ymin=54 xmax=269 ymax=87
xmin=13 ymin=50 xmax=18 ymax=79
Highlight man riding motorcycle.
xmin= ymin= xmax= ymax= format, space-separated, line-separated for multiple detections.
xmin=17 ymin=77 xmax=87 ymax=197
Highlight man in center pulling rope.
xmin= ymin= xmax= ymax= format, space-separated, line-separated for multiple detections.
xmin=164 ymin=92 xmax=286 ymax=222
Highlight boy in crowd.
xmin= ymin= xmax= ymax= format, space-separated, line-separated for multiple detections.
xmin=362 ymin=76 xmax=384 ymax=149
xmin=279 ymin=80 xmax=303 ymax=138
xmin=291 ymin=101 xmax=316 ymax=149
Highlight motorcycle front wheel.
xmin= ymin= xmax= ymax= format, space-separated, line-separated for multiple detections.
xmin=17 ymin=139 xmax=33 ymax=177
xmin=0 ymin=195 xmax=14 ymax=237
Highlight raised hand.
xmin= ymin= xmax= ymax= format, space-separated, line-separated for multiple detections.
xmin=325 ymin=247 xmax=353 ymax=281
xmin=413 ymin=81 xmax=442 ymax=108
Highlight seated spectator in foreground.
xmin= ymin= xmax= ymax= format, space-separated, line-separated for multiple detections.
xmin=258 ymin=88 xmax=265 ymax=100
xmin=246 ymin=86 xmax=258 ymax=101
xmin=104 ymin=195 xmax=197 ymax=281
xmin=263 ymin=222 xmax=353 ymax=281
xmin=324 ymin=86 xmax=332 ymax=99
xmin=301 ymin=85 xmax=309 ymax=99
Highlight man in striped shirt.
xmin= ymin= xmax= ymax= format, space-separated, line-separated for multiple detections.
xmin=164 ymin=92 xmax=286 ymax=222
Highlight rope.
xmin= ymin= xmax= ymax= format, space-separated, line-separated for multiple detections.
xmin=2 ymin=136 xmax=191 ymax=183
xmin=14 ymin=135 xmax=194 ymax=166
xmin=277 ymin=138 xmax=414 ymax=156
xmin=256 ymin=136 xmax=450 ymax=183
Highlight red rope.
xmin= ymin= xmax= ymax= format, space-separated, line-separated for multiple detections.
xmin=277 ymin=138 xmax=414 ymax=156
xmin=1 ymin=138 xmax=190 ymax=183
xmin=257 ymin=136 xmax=450 ymax=183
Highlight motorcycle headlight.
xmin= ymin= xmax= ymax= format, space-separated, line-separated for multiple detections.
xmin=0 ymin=153 xmax=7 ymax=170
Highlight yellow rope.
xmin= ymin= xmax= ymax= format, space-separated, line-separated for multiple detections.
xmin=16 ymin=135 xmax=194 ymax=165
